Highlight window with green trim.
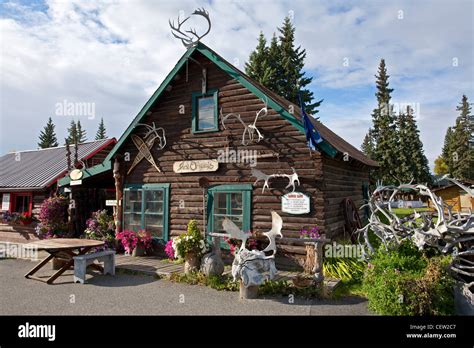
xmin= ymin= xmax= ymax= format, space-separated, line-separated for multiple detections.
xmin=123 ymin=184 xmax=170 ymax=240
xmin=192 ymin=89 xmax=218 ymax=133
xmin=207 ymin=184 xmax=252 ymax=234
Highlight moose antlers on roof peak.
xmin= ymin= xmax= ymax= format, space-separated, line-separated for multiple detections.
xmin=169 ymin=7 xmax=211 ymax=49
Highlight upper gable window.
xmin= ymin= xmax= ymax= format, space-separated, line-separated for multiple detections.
xmin=192 ymin=89 xmax=218 ymax=133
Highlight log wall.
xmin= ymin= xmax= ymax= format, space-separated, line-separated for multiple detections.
xmin=116 ymin=51 xmax=370 ymax=266
xmin=322 ymin=157 xmax=370 ymax=238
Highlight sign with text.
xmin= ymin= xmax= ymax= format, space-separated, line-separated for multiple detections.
xmin=1 ymin=193 xmax=10 ymax=211
xmin=173 ymin=159 xmax=219 ymax=173
xmin=281 ymin=192 xmax=310 ymax=214
xmin=106 ymin=200 xmax=117 ymax=206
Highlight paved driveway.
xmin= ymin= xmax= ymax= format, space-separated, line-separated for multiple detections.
xmin=0 ymin=258 xmax=369 ymax=315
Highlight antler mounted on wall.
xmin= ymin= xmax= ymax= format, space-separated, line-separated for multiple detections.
xmin=221 ymin=99 xmax=268 ymax=146
xmin=251 ymin=167 xmax=300 ymax=193
xmin=127 ymin=123 xmax=167 ymax=175
xmin=169 ymin=8 xmax=211 ymax=48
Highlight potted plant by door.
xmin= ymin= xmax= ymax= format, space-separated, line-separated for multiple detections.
xmin=116 ymin=230 xmax=153 ymax=256
xmin=115 ymin=230 xmax=138 ymax=256
xmin=172 ymin=220 xmax=208 ymax=274
xmin=133 ymin=230 xmax=152 ymax=256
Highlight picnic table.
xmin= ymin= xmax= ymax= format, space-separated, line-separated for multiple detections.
xmin=23 ymin=238 xmax=105 ymax=284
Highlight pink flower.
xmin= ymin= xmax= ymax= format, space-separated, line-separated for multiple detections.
xmin=165 ymin=240 xmax=175 ymax=259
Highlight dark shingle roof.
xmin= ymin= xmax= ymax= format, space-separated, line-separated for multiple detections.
xmin=0 ymin=139 xmax=115 ymax=190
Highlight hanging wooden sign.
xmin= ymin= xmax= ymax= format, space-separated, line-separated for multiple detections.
xmin=281 ymin=192 xmax=310 ymax=215
xmin=173 ymin=159 xmax=219 ymax=173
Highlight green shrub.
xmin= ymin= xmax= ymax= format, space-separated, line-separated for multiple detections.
xmin=363 ymin=241 xmax=454 ymax=315
xmin=323 ymin=257 xmax=366 ymax=281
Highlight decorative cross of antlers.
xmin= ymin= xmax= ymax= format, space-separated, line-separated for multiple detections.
xmin=169 ymin=8 xmax=211 ymax=48
xmin=127 ymin=123 xmax=166 ymax=174
xmin=251 ymin=167 xmax=300 ymax=193
xmin=221 ymin=99 xmax=268 ymax=146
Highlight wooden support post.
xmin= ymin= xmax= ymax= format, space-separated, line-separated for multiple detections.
xmin=113 ymin=156 xmax=123 ymax=234
xmin=304 ymin=240 xmax=325 ymax=284
xmin=304 ymin=244 xmax=316 ymax=274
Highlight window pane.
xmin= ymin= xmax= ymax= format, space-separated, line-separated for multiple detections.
xmin=213 ymin=215 xmax=225 ymax=233
xmin=124 ymin=189 xmax=142 ymax=213
xmin=214 ymin=193 xmax=227 ymax=215
xmin=145 ymin=214 xmax=163 ymax=238
xmin=145 ymin=201 xmax=163 ymax=214
xmin=212 ymin=192 xmax=244 ymax=233
xmin=146 ymin=190 xmax=163 ymax=202
xmin=230 ymin=193 xmax=243 ymax=215
xmin=123 ymin=213 xmax=141 ymax=231
xmin=198 ymin=96 xmax=215 ymax=130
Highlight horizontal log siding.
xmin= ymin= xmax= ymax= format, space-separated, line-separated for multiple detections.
xmin=322 ymin=157 xmax=369 ymax=238
xmin=117 ymin=52 xmax=369 ymax=265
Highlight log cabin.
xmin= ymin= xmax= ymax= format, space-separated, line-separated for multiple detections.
xmin=58 ymin=42 xmax=378 ymax=267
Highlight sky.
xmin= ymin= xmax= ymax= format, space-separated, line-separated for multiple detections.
xmin=0 ymin=0 xmax=473 ymax=171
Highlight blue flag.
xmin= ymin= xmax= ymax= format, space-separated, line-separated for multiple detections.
xmin=298 ymin=94 xmax=323 ymax=150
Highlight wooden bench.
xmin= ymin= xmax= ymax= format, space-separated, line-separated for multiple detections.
xmin=73 ymin=250 xmax=115 ymax=284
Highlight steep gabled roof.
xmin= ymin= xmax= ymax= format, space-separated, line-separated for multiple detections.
xmin=0 ymin=138 xmax=116 ymax=191
xmin=100 ymin=42 xmax=377 ymax=169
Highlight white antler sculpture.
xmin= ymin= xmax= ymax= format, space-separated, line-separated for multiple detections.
xmin=223 ymin=211 xmax=283 ymax=287
xmin=221 ymin=99 xmax=267 ymax=146
xmin=251 ymin=167 xmax=300 ymax=193
xmin=356 ymin=177 xmax=474 ymax=284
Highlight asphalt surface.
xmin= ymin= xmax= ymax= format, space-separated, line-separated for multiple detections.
xmin=0 ymin=258 xmax=370 ymax=315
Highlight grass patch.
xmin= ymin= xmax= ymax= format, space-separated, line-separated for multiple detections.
xmin=331 ymin=278 xmax=365 ymax=299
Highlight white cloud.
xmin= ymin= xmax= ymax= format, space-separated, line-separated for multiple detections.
xmin=0 ymin=0 xmax=472 ymax=173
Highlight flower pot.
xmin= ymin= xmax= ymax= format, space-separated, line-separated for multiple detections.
xmin=132 ymin=244 xmax=146 ymax=257
xmin=184 ymin=252 xmax=200 ymax=274
xmin=19 ymin=220 xmax=32 ymax=225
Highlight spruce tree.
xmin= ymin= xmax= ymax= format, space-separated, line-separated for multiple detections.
xmin=402 ymin=106 xmax=431 ymax=184
xmin=277 ymin=16 xmax=320 ymax=114
xmin=395 ymin=110 xmax=412 ymax=182
xmin=38 ymin=117 xmax=58 ymax=148
xmin=76 ymin=120 xmax=87 ymax=143
xmin=245 ymin=32 xmax=273 ymax=87
xmin=266 ymin=34 xmax=282 ymax=95
xmin=371 ymin=59 xmax=394 ymax=141
xmin=451 ymin=95 xmax=473 ymax=179
xmin=370 ymin=59 xmax=399 ymax=184
xmin=245 ymin=17 xmax=322 ymax=114
xmin=442 ymin=126 xmax=455 ymax=172
xmin=67 ymin=120 xmax=78 ymax=144
xmin=361 ymin=128 xmax=375 ymax=159
xmin=95 ymin=118 xmax=107 ymax=140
